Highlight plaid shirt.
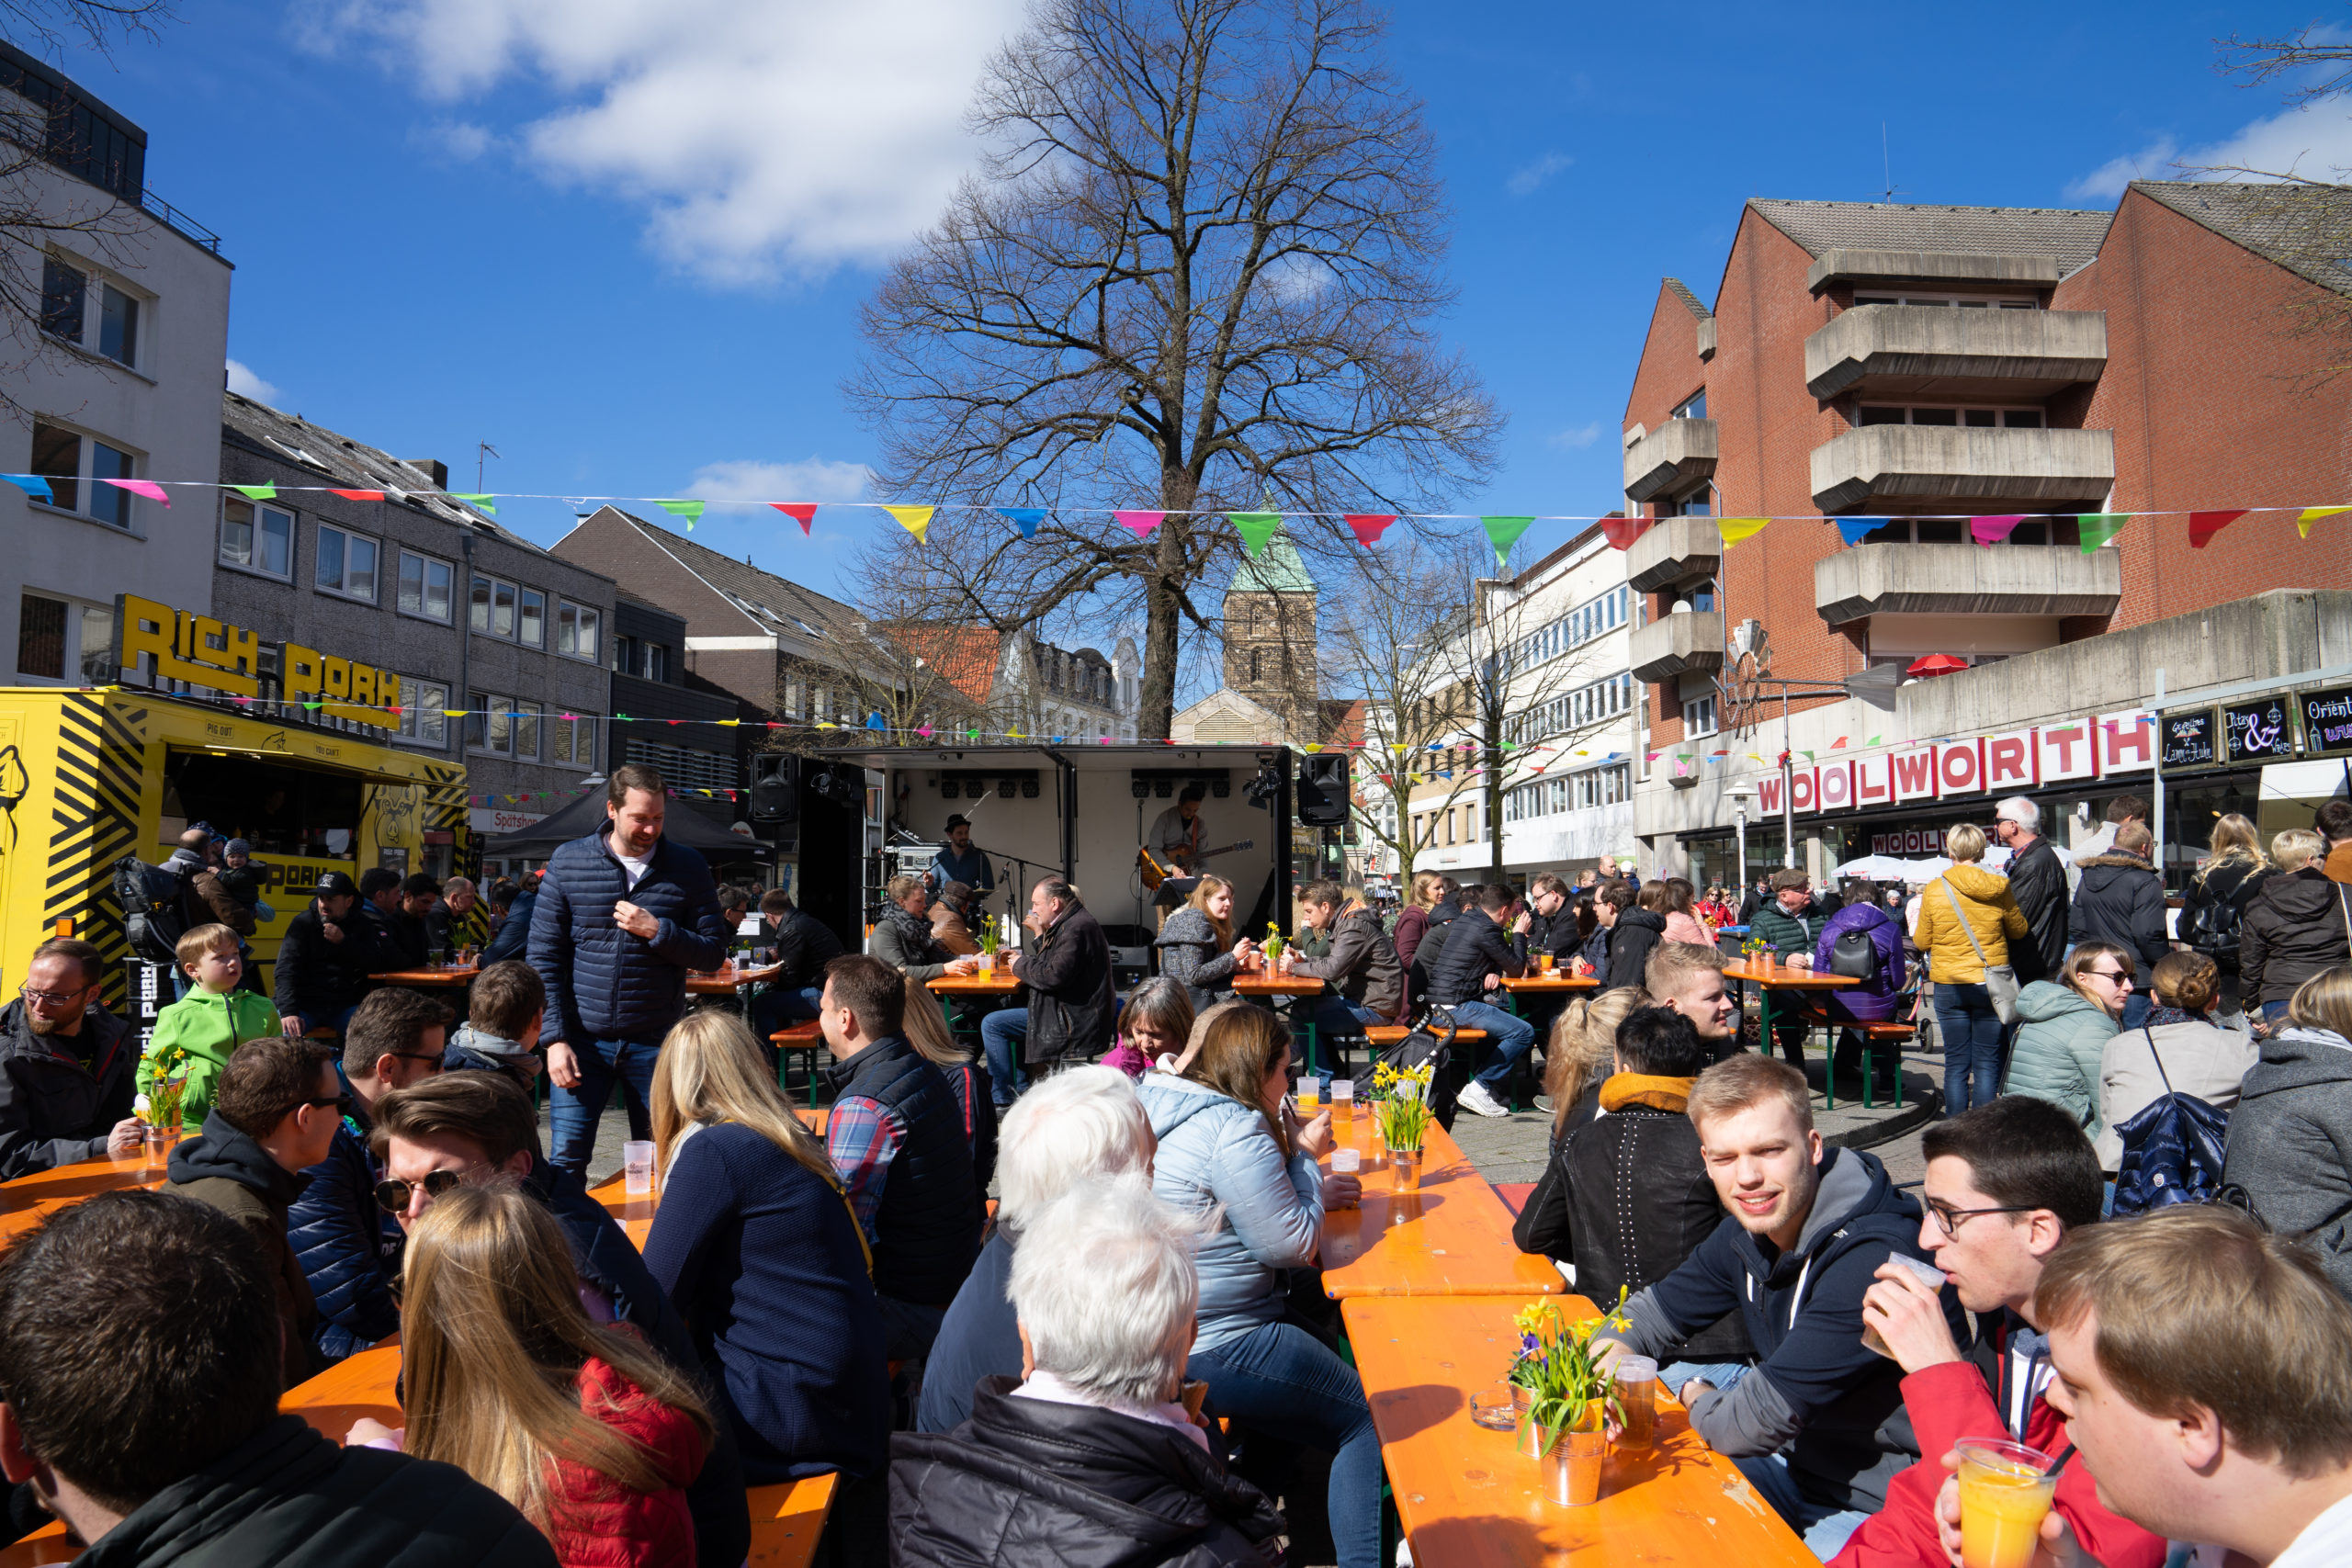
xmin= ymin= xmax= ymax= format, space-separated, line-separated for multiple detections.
xmin=825 ymin=1093 xmax=907 ymax=1243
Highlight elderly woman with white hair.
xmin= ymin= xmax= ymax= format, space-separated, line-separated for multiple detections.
xmin=916 ymin=1066 xmax=1157 ymax=1435
xmin=890 ymin=1182 xmax=1283 ymax=1568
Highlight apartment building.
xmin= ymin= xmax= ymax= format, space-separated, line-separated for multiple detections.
xmin=3 ymin=42 xmax=232 ymax=692
xmin=1618 ymin=184 xmax=2352 ymax=885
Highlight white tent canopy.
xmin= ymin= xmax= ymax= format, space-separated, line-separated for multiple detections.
xmin=1834 ymin=842 xmax=2078 ymax=883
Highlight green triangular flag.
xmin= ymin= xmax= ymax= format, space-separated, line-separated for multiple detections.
xmin=1799 ymin=750 xmax=1815 ymax=761
xmin=451 ymin=492 xmax=497 ymax=515
xmin=1866 ymin=735 xmax=1883 ymax=747
xmin=1227 ymin=513 xmax=1282 ymax=557
xmin=1480 ymin=514 xmax=1536 ymax=568
xmin=2076 ymin=513 xmax=2128 ymax=553
xmin=658 ymin=499 xmax=706 ymax=529
xmin=232 ymin=484 xmax=277 ymax=502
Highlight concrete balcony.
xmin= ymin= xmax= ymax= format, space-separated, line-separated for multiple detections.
xmin=1815 ymin=541 xmax=2124 ymax=626
xmin=1811 ymin=425 xmax=2115 ymax=513
xmin=1630 ymin=609 xmax=1724 ymax=683
xmin=1806 ymin=305 xmax=2107 ymax=400
xmin=1623 ymin=418 xmax=1718 ymax=503
xmin=1624 ymin=515 xmax=1723 ymax=592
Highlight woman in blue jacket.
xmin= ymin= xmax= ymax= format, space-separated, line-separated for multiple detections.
xmin=1136 ymin=1005 xmax=1377 ymax=1568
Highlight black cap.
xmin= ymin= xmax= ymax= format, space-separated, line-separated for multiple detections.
xmin=314 ymin=871 xmax=357 ymax=898
xmin=944 ymin=814 xmax=970 ymax=830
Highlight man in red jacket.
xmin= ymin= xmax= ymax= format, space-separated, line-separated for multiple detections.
xmin=1830 ymin=1097 xmax=2165 ymax=1568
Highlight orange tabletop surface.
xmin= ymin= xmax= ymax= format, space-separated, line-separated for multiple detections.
xmin=688 ymin=964 xmax=785 ymax=994
xmin=926 ymin=971 xmax=1022 ymax=994
xmin=1342 ymin=1295 xmax=1814 ymax=1567
xmin=1318 ymin=1115 xmax=1563 ymax=1299
xmin=1721 ymin=958 xmax=1860 ymax=989
xmin=1232 ymin=974 xmax=1325 ymax=997
xmin=0 ymin=1152 xmax=169 ymax=1243
xmin=1498 ymin=974 xmax=1600 ymax=992
xmin=371 ymin=965 xmax=480 ymax=987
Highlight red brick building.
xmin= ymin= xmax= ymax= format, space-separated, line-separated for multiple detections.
xmin=1619 ymin=182 xmax=2352 ymax=756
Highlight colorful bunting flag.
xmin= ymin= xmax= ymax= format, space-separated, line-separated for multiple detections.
xmin=330 ymin=489 xmax=384 ymax=502
xmin=1114 ymin=510 xmax=1164 ymax=539
xmin=1600 ymin=514 xmax=1652 ymax=551
xmin=1228 ymin=512 xmax=1283 ymax=557
xmin=101 ymin=479 xmax=169 ymax=506
xmin=1480 ymin=514 xmax=1535 ymax=567
xmin=451 ymin=493 xmax=497 ymax=514
xmin=2077 ymin=513 xmax=2129 ymax=552
xmin=996 ymin=506 xmax=1046 ymax=540
xmin=772 ymin=502 xmax=817 ymax=535
xmin=1970 ymin=514 xmax=2025 ymax=547
xmin=885 ymin=504 xmax=935 ymax=543
xmin=2189 ymin=510 xmax=2246 ymax=549
xmin=657 ymin=499 xmax=706 ymax=529
xmin=1716 ymin=516 xmax=1770 ymax=546
xmin=232 ymin=484 xmax=277 ymax=502
xmin=2298 ymin=506 xmax=2349 ymax=539
xmin=1835 ymin=516 xmax=1888 ymax=546
xmin=1345 ymin=513 xmax=1398 ymax=547
xmin=0 ymin=474 xmax=51 ymax=501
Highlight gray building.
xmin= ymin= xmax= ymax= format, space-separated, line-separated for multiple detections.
xmin=210 ymin=392 xmax=617 ymax=873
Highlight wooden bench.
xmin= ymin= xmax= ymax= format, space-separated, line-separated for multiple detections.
xmin=1362 ymin=1024 xmax=1487 ymax=1047
xmin=748 ymin=1472 xmax=838 ymax=1567
xmin=770 ymin=1023 xmax=829 ymax=1106
xmin=1855 ymin=1022 xmax=1917 ymax=1108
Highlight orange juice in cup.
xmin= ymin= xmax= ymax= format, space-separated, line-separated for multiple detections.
xmin=1955 ymin=1439 xmax=2058 ymax=1568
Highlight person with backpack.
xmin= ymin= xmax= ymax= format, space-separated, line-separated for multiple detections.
xmin=2241 ymin=814 xmax=2352 ymax=1030
xmin=2220 ymin=965 xmax=2352 ymax=1302
xmin=1782 ymin=877 xmax=1906 ymax=1089
xmin=2178 ymin=814 xmax=2275 ymax=1026
xmin=2096 ymin=950 xmax=2256 ymax=1180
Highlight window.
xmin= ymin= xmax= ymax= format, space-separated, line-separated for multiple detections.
xmin=85 ymin=441 xmax=132 ymax=527
xmin=1860 ymin=516 xmax=2074 ymax=547
xmin=220 ymin=497 xmax=293 ymax=578
xmin=1857 ymin=404 xmax=2046 ymax=429
xmin=27 ymin=423 xmax=143 ymax=530
xmin=1573 ymin=764 xmax=1631 ymax=808
xmin=15 ymin=594 xmax=113 ymax=684
xmin=549 ymin=710 xmax=599 ymax=770
xmin=467 ymin=691 xmax=514 ymax=756
xmin=519 ymin=588 xmax=546 ymax=649
xmin=29 ymin=423 xmax=77 ymax=512
xmin=556 ymin=600 xmax=601 ymax=661
xmin=1682 ymin=694 xmax=1717 ymax=738
xmin=397 ymin=551 xmax=454 ymax=622
xmin=644 ymin=642 xmax=670 ymax=682
xmin=16 ymin=593 xmax=63 ymax=678
xmin=396 ymin=677 xmax=449 ymax=746
xmin=614 ymin=634 xmax=639 ymax=674
xmin=1853 ymin=292 xmax=2039 ymax=310
xmin=97 ymin=284 xmax=138 ymax=368
xmin=1668 ymin=483 xmax=1713 ymax=518
xmin=39 ymin=259 xmax=83 ymax=342
xmin=512 ymin=701 xmax=541 ymax=761
xmin=315 ymin=523 xmax=379 ymax=601
xmin=1672 ymin=390 xmax=1707 ymax=421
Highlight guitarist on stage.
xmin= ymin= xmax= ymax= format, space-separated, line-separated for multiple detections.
xmin=1148 ymin=784 xmax=1210 ymax=895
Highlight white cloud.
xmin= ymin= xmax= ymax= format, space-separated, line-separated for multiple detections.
xmin=1506 ymin=151 xmax=1573 ymax=197
xmin=2066 ymin=102 xmax=2352 ymax=201
xmin=1546 ymin=423 xmax=1600 ymax=450
xmin=308 ymin=0 xmax=1025 ymax=285
xmin=225 ymin=359 xmax=280 ymax=404
xmin=684 ymin=457 xmax=874 ymax=506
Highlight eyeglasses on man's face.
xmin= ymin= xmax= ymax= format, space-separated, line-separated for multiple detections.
xmin=17 ymin=984 xmax=91 ymax=1008
xmin=1926 ymin=1201 xmax=2040 ymax=1238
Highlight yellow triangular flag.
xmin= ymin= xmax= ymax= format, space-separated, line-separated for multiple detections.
xmin=2298 ymin=506 xmax=2349 ymax=539
xmin=1717 ymin=516 xmax=1770 ymax=546
xmin=884 ymin=504 xmax=934 ymax=543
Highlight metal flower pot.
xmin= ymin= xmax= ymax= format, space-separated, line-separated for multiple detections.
xmin=1391 ymin=1146 xmax=1423 ymax=1192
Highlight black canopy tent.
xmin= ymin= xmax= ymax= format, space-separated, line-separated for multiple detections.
xmin=481 ymin=789 xmax=772 ymax=862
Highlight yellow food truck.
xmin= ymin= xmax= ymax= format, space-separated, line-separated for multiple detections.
xmin=0 ymin=682 xmax=467 ymax=1010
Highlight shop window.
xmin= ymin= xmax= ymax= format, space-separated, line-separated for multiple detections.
xmin=315 ymin=523 xmax=379 ymax=602
xmin=220 ymin=497 xmax=294 ymax=579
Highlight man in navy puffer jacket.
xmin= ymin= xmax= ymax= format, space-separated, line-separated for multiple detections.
xmin=528 ymin=765 xmax=728 ymax=1174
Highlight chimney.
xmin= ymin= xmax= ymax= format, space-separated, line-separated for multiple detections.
xmin=407 ymin=459 xmax=450 ymax=489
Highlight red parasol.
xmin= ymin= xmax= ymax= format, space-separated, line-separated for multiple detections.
xmin=1905 ymin=654 xmax=1969 ymax=677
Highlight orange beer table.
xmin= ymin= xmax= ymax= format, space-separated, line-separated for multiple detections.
xmin=688 ymin=961 xmax=784 ymax=996
xmin=0 ymin=1151 xmax=167 ymax=1244
xmin=1230 ymin=973 xmax=1324 ymax=998
xmin=1498 ymin=974 xmax=1600 ymax=995
xmin=1343 ymin=1295 xmax=1813 ymax=1567
xmin=1318 ymin=1113 xmax=1562 ymax=1300
xmin=370 ymin=964 xmax=479 ymax=987
xmin=925 ymin=971 xmax=1021 ymax=996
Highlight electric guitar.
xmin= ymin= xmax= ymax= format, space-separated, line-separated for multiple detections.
xmin=1137 ymin=839 xmax=1257 ymax=892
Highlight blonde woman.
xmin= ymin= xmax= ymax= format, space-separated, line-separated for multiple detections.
xmin=903 ymin=980 xmax=996 ymax=1189
xmin=1392 ymin=871 xmax=1449 ymax=1011
xmin=2178 ymin=814 xmax=2274 ymax=1021
xmin=1912 ymin=822 xmax=2030 ymax=1114
xmin=400 ymin=1184 xmax=714 ymax=1567
xmin=2222 ymin=965 xmax=2352 ymax=1300
xmin=1154 ymin=873 xmax=1253 ymax=1012
xmin=641 ymin=1011 xmax=890 ymax=1493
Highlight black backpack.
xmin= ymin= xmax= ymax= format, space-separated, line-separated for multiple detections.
xmin=2181 ymin=866 xmax=2255 ymax=964
xmin=2109 ymin=1027 xmax=2231 ymax=1215
xmin=113 ymin=854 xmax=193 ymax=964
xmin=1828 ymin=927 xmax=1878 ymax=979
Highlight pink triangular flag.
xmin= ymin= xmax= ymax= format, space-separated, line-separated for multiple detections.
xmin=100 ymin=479 xmax=169 ymax=506
xmin=771 ymin=502 xmax=817 ymax=535
xmin=1114 ymin=510 xmax=1165 ymax=538
xmin=1969 ymin=514 xmax=2025 ymax=547
xmin=1345 ymin=513 xmax=1398 ymax=547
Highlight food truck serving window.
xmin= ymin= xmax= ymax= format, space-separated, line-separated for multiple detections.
xmin=161 ymin=750 xmax=363 ymax=860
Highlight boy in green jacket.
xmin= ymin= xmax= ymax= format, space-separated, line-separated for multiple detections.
xmin=139 ymin=924 xmax=283 ymax=1129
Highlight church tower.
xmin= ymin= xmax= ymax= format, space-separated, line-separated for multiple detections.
xmin=1219 ymin=528 xmax=1318 ymax=741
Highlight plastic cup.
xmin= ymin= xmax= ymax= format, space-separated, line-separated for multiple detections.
xmin=622 ymin=1140 xmax=656 ymax=1196
xmin=1955 ymin=1439 xmax=2058 ymax=1568
xmin=1539 ymin=952 xmax=1555 ymax=973
xmin=1862 ymin=1254 xmax=1949 ymax=1359
xmin=1331 ymin=1147 xmax=1361 ymax=1175
xmin=1331 ymin=1079 xmax=1353 ymax=1128
xmin=1296 ymin=1081 xmax=1320 ymax=1114
xmin=1612 ymin=1356 xmax=1658 ymax=1451
xmin=977 ymin=953 xmax=995 ymax=975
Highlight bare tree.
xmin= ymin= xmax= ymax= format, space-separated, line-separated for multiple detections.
xmin=848 ymin=0 xmax=1500 ymax=737
xmin=763 ymin=601 xmax=996 ymax=760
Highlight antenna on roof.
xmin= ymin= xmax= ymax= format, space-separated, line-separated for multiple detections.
xmin=1879 ymin=123 xmax=1905 ymax=205
xmin=477 ymin=441 xmax=501 ymax=492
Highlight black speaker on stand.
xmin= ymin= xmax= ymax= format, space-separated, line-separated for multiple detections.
xmin=1296 ymin=753 xmax=1351 ymax=828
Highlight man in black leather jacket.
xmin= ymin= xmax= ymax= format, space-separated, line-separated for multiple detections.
xmin=1994 ymin=796 xmax=2068 ymax=985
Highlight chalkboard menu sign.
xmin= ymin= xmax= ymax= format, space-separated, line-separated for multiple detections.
xmin=2161 ymin=708 xmax=2217 ymax=770
xmin=2303 ymin=685 xmax=2352 ymax=757
xmin=2224 ymin=698 xmax=2297 ymax=763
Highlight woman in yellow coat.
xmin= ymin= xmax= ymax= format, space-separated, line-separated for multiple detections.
xmin=1912 ymin=823 xmax=2029 ymax=1116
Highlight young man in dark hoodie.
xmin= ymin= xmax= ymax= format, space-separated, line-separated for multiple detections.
xmin=1602 ymin=881 xmax=1667 ymax=992
xmin=1423 ymin=883 xmax=1537 ymax=1120
xmin=166 ymin=1036 xmax=344 ymax=1388
xmin=2067 ymin=818 xmax=2170 ymax=1030
xmin=0 ymin=939 xmax=142 ymax=1177
xmin=1596 ymin=1053 xmax=1962 ymax=1558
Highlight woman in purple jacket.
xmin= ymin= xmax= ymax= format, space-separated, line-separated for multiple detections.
xmin=1787 ymin=876 xmax=1908 ymax=1089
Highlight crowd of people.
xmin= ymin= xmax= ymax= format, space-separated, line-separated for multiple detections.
xmin=3 ymin=767 xmax=2351 ymax=1567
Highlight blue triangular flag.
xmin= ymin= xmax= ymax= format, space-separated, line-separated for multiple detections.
xmin=1835 ymin=516 xmax=1888 ymax=547
xmin=996 ymin=507 xmax=1046 ymax=541
xmin=3 ymin=474 xmax=54 ymax=502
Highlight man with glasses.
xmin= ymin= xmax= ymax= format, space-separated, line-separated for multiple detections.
xmin=0 ymin=938 xmax=142 ymax=1178
xmin=166 ymin=1036 xmax=345 ymax=1387
xmin=368 ymin=1071 xmax=752 ymax=1568
xmin=1992 ymin=797 xmax=2067 ymax=986
xmin=1829 ymin=1097 xmax=2165 ymax=1568
xmin=288 ymin=987 xmax=449 ymax=1363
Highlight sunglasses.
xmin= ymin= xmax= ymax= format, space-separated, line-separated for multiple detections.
xmin=374 ymin=1167 xmax=473 ymax=1213
xmin=304 ymin=1093 xmax=355 ymax=1115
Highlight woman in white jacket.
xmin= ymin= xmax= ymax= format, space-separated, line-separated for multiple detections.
xmin=1135 ymin=1005 xmax=1378 ymax=1568
xmin=2098 ymin=950 xmax=2258 ymax=1173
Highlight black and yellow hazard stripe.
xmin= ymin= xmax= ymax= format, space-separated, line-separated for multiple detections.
xmin=44 ymin=698 xmax=145 ymax=1008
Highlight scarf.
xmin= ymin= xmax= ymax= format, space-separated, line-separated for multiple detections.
xmin=881 ymin=902 xmax=935 ymax=953
xmin=1599 ymin=1072 xmax=1697 ymax=1114
xmin=2143 ymin=1005 xmax=2199 ymax=1031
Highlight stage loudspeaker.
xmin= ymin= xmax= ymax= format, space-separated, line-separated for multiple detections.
xmin=809 ymin=764 xmax=862 ymax=811
xmin=749 ymin=753 xmax=799 ymax=826
xmin=1296 ymin=753 xmax=1351 ymax=827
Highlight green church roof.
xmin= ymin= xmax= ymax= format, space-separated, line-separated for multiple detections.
xmin=1225 ymin=526 xmax=1316 ymax=597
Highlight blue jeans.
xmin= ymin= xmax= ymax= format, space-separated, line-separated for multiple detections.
xmin=2120 ymin=987 xmax=2152 ymax=1031
xmin=751 ymin=984 xmax=823 ymax=1038
xmin=1447 ymin=998 xmax=1538 ymax=1095
xmin=549 ymin=1037 xmax=661 ymax=1176
xmin=979 ymin=1007 xmax=1029 ymax=1108
xmin=1187 ymin=1322 xmax=1380 ymax=1568
xmin=1657 ymin=1359 xmax=1751 ymax=1401
xmin=1933 ymin=983 xmax=2003 ymax=1115
xmin=1734 ymin=1450 xmax=1870 ymax=1560
xmin=1296 ymin=998 xmax=1378 ymax=1075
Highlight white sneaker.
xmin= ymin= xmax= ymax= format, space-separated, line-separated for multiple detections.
xmin=1457 ymin=1081 xmax=1510 ymax=1118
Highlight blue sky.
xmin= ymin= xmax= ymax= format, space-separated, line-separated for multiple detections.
xmin=39 ymin=0 xmax=2347 ymax=608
